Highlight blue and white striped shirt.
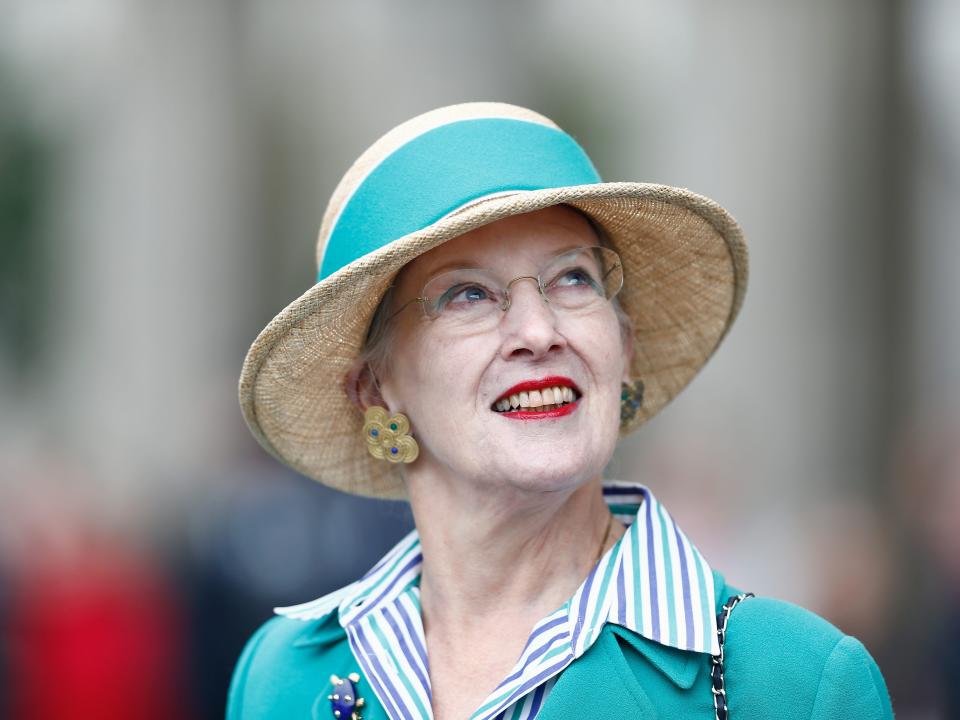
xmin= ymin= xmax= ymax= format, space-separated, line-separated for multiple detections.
xmin=276 ymin=482 xmax=718 ymax=720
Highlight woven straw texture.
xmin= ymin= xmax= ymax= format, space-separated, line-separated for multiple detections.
xmin=239 ymin=104 xmax=748 ymax=499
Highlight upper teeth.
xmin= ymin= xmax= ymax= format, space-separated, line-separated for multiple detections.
xmin=495 ymin=386 xmax=576 ymax=412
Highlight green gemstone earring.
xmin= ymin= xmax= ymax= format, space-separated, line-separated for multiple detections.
xmin=620 ymin=379 xmax=645 ymax=427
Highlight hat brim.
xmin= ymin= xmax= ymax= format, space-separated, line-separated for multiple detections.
xmin=239 ymin=182 xmax=747 ymax=499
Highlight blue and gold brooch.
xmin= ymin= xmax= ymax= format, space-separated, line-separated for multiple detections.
xmin=328 ymin=673 xmax=365 ymax=720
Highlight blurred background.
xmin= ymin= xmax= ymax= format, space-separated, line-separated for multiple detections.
xmin=1 ymin=0 xmax=957 ymax=717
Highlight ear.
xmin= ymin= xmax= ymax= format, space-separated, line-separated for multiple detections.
xmin=344 ymin=360 xmax=386 ymax=413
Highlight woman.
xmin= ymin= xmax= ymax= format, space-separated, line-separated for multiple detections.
xmin=229 ymin=103 xmax=893 ymax=719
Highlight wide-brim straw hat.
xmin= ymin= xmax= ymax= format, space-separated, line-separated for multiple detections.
xmin=239 ymin=102 xmax=748 ymax=499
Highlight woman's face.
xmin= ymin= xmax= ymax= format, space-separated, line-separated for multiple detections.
xmin=378 ymin=205 xmax=631 ymax=495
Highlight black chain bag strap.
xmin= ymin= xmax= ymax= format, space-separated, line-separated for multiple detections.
xmin=711 ymin=593 xmax=755 ymax=720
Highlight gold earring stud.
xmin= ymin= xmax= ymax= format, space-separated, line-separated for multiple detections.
xmin=362 ymin=406 xmax=419 ymax=464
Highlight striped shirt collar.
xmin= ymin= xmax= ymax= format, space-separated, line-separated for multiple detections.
xmin=276 ymin=482 xmax=718 ymax=720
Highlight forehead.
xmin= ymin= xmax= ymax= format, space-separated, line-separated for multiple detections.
xmin=397 ymin=205 xmax=600 ymax=287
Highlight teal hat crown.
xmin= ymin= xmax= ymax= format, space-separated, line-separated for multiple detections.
xmin=316 ymin=108 xmax=602 ymax=282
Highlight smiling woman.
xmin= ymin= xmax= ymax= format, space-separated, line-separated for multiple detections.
xmin=364 ymin=207 xmax=628 ymax=500
xmin=229 ymin=103 xmax=894 ymax=720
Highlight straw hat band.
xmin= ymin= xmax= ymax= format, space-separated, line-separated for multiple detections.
xmin=317 ymin=118 xmax=602 ymax=281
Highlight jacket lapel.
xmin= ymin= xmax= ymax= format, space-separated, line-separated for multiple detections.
xmin=536 ymin=629 xmax=658 ymax=719
xmin=536 ymin=624 xmax=706 ymax=719
xmin=607 ymin=625 xmax=702 ymax=689
xmin=292 ymin=613 xmax=346 ymax=648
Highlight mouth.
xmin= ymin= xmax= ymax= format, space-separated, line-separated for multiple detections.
xmin=491 ymin=376 xmax=582 ymax=417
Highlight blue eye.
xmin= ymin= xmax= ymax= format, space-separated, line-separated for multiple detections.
xmin=437 ymin=283 xmax=493 ymax=310
xmin=558 ymin=269 xmax=591 ymax=286
xmin=551 ymin=266 xmax=601 ymax=292
xmin=457 ymin=286 xmax=490 ymax=302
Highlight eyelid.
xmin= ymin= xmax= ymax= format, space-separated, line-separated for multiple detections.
xmin=424 ymin=269 xmax=500 ymax=302
xmin=434 ymin=279 xmax=499 ymax=308
xmin=546 ymin=262 xmax=595 ymax=281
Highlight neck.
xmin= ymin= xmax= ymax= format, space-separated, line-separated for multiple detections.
xmin=406 ymin=468 xmax=621 ymax=632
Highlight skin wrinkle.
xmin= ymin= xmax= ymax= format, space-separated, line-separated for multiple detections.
xmin=347 ymin=205 xmax=632 ymax=720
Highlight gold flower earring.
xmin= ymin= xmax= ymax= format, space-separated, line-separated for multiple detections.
xmin=362 ymin=406 xmax=420 ymax=463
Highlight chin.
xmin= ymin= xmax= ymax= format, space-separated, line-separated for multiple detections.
xmin=483 ymin=445 xmax=607 ymax=495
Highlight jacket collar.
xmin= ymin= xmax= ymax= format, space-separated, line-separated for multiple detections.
xmin=607 ymin=625 xmax=701 ymax=688
xmin=290 ymin=611 xmax=345 ymax=648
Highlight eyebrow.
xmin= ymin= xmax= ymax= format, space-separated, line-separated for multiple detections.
xmin=420 ymin=243 xmax=593 ymax=283
xmin=422 ymin=259 xmax=478 ymax=279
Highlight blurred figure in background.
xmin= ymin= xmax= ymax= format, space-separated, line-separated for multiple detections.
xmin=180 ymin=449 xmax=413 ymax=718
xmin=0 ymin=460 xmax=190 ymax=720
xmin=895 ymin=419 xmax=960 ymax=717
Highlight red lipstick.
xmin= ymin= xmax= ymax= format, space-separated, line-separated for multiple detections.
xmin=493 ymin=375 xmax=581 ymax=421
xmin=502 ymin=401 xmax=579 ymax=420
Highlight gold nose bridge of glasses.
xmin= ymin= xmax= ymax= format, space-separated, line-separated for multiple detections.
xmin=498 ymin=275 xmax=547 ymax=311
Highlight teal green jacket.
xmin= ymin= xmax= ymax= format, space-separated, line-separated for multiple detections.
xmin=227 ymin=571 xmax=894 ymax=719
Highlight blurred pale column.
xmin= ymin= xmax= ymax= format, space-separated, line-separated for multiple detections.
xmin=904 ymin=0 xmax=960 ymax=422
xmin=0 ymin=1 xmax=257 ymax=526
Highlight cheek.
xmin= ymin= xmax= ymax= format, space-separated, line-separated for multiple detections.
xmin=387 ymin=332 xmax=486 ymax=416
xmin=570 ymin=313 xmax=630 ymax=382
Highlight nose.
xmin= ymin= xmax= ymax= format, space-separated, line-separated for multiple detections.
xmin=498 ymin=277 xmax=566 ymax=360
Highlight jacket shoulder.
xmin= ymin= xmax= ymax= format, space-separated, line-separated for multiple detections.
xmin=723 ymin=596 xmax=894 ymax=719
xmin=227 ymin=612 xmax=351 ymax=720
